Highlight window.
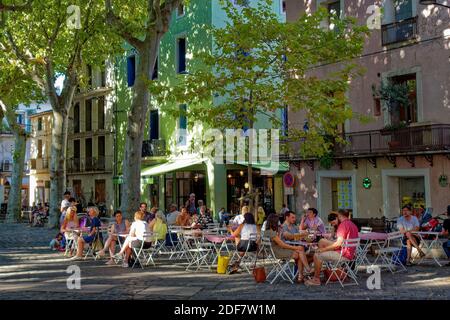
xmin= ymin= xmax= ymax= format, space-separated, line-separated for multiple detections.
xmin=87 ymin=65 xmax=93 ymax=88
xmin=150 ymin=110 xmax=159 ymax=140
xmin=98 ymin=136 xmax=105 ymax=170
xmin=176 ymin=37 xmax=187 ymax=74
xmin=151 ymin=56 xmax=158 ymax=80
xmin=101 ymin=61 xmax=107 ymax=87
xmin=327 ymin=0 xmax=341 ymax=31
xmin=85 ymin=99 xmax=92 ymax=132
xmin=37 ymin=117 xmax=43 ymax=131
xmin=37 ymin=139 xmax=43 ymax=158
xmin=177 ymin=3 xmax=185 ymax=17
xmin=97 ymin=97 xmax=105 ymax=130
xmin=73 ymin=103 xmax=80 ymax=133
xmin=381 ymin=0 xmax=417 ymax=45
xmin=127 ymin=55 xmax=136 ymax=87
xmin=281 ymin=0 xmax=286 ymax=14
xmin=178 ymin=104 xmax=187 ymax=146
xmin=390 ymin=73 xmax=417 ymax=123
xmin=85 ymin=138 xmax=93 ymax=171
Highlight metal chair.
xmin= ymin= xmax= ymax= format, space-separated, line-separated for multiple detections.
xmin=324 ymin=238 xmax=360 ymax=288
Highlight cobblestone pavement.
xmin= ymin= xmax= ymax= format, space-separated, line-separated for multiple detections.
xmin=0 ymin=223 xmax=449 ymax=300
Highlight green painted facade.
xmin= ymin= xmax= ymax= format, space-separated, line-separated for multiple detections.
xmin=114 ymin=0 xmax=286 ymax=217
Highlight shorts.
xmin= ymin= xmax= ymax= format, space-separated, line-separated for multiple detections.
xmin=402 ymin=234 xmax=421 ymax=245
xmin=131 ymin=240 xmax=152 ymax=249
xmin=316 ymin=251 xmax=348 ymax=263
xmin=237 ymin=240 xmax=257 ymax=252
xmin=83 ymin=235 xmax=95 ymax=244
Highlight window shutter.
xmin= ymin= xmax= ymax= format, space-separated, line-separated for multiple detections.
xmin=127 ymin=55 xmax=136 ymax=87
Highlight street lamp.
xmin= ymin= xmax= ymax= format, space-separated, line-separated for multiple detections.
xmin=419 ymin=0 xmax=450 ymax=8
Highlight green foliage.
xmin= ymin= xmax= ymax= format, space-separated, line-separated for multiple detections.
xmin=382 ymin=120 xmax=408 ymax=131
xmin=372 ymin=82 xmax=410 ymax=113
xmin=150 ymin=0 xmax=368 ymax=158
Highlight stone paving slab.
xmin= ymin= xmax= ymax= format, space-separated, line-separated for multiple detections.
xmin=136 ymin=286 xmax=203 ymax=297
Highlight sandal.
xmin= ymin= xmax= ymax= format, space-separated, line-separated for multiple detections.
xmin=295 ymin=276 xmax=305 ymax=284
xmin=305 ymin=278 xmax=321 ymax=286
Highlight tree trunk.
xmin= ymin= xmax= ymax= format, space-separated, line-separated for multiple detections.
xmin=48 ymin=107 xmax=69 ymax=228
xmin=6 ymin=118 xmax=26 ymax=223
xmin=120 ymin=41 xmax=157 ymax=220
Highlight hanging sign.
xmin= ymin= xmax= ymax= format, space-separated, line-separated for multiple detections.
xmin=439 ymin=174 xmax=448 ymax=187
xmin=363 ymin=177 xmax=372 ymax=189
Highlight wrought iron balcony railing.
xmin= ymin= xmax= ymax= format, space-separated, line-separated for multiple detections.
xmin=68 ymin=156 xmax=112 ymax=173
xmin=381 ymin=16 xmax=418 ymax=46
xmin=142 ymin=139 xmax=167 ymax=158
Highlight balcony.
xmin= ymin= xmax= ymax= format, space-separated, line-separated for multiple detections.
xmin=142 ymin=139 xmax=167 ymax=158
xmin=381 ymin=16 xmax=418 ymax=46
xmin=335 ymin=124 xmax=450 ymax=156
xmin=29 ymin=158 xmax=50 ymax=171
xmin=67 ymin=156 xmax=113 ymax=173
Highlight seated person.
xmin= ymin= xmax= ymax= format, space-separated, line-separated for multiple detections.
xmin=197 ymin=205 xmax=213 ymax=229
xmin=305 ymin=209 xmax=358 ymax=286
xmin=218 ymin=208 xmax=230 ymax=226
xmin=96 ymin=210 xmax=130 ymax=265
xmin=228 ymin=212 xmax=258 ymax=273
xmin=397 ymin=204 xmax=426 ymax=266
xmin=70 ymin=206 xmax=102 ymax=260
xmin=166 ymin=204 xmax=180 ymax=226
xmin=60 ymin=206 xmax=80 ymax=256
xmin=149 ymin=210 xmax=168 ymax=242
xmin=264 ymin=214 xmax=310 ymax=283
xmin=50 ymin=233 xmax=64 ymax=251
xmin=326 ymin=212 xmax=339 ymax=240
xmin=256 ymin=206 xmax=265 ymax=231
xmin=280 ymin=210 xmax=305 ymax=242
xmin=300 ymin=208 xmax=326 ymax=234
xmin=175 ymin=207 xmax=192 ymax=227
xmin=441 ymin=205 xmax=450 ymax=267
xmin=114 ymin=211 xmax=151 ymax=268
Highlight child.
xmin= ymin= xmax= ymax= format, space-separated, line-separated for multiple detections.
xmin=49 ymin=233 xmax=64 ymax=251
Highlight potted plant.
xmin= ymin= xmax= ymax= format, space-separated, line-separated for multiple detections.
xmin=372 ymin=82 xmax=410 ymax=150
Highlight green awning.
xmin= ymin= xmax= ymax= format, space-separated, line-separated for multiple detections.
xmin=141 ymin=157 xmax=207 ymax=177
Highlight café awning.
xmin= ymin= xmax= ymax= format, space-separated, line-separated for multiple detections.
xmin=141 ymin=157 xmax=207 ymax=177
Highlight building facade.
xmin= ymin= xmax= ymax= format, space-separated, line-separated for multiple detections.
xmin=114 ymin=0 xmax=287 ymax=217
xmin=67 ymin=63 xmax=115 ymax=215
xmin=285 ymin=0 xmax=450 ymax=220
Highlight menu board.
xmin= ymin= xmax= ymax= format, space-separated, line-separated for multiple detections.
xmin=337 ymin=180 xmax=353 ymax=209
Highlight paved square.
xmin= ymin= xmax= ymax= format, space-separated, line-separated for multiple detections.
xmin=0 ymin=224 xmax=449 ymax=300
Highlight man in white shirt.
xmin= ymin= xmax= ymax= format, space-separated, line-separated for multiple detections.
xmin=59 ymin=191 xmax=71 ymax=225
xmin=166 ymin=204 xmax=180 ymax=226
xmin=397 ymin=204 xmax=426 ymax=265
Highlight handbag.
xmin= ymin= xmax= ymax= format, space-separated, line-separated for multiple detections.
xmin=91 ymin=235 xmax=103 ymax=252
xmin=252 ymin=245 xmax=266 ymax=283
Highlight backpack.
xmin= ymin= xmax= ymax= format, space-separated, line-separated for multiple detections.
xmin=393 ymin=247 xmax=407 ymax=266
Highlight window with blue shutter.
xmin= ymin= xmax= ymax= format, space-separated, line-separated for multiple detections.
xmin=127 ymin=55 xmax=136 ymax=87
xmin=178 ymin=104 xmax=187 ymax=146
xmin=150 ymin=110 xmax=159 ymax=140
xmin=177 ymin=38 xmax=186 ymax=74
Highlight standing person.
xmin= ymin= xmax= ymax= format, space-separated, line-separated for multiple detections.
xmin=300 ymin=208 xmax=326 ymax=234
xmin=166 ymin=204 xmax=180 ymax=226
xmin=96 ymin=210 xmax=131 ymax=265
xmin=305 ymin=209 xmax=359 ymax=286
xmin=185 ymin=193 xmax=196 ymax=215
xmin=441 ymin=205 xmax=450 ymax=266
xmin=280 ymin=204 xmax=289 ymax=216
xmin=256 ymin=206 xmax=265 ymax=232
xmin=70 ymin=207 xmax=102 ymax=260
xmin=59 ymin=191 xmax=71 ymax=225
xmin=397 ymin=204 xmax=426 ymax=266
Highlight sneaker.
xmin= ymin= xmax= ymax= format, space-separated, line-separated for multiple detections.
xmin=121 ymin=262 xmax=129 ymax=268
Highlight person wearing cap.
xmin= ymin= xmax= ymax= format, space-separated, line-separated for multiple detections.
xmin=441 ymin=205 xmax=450 ymax=266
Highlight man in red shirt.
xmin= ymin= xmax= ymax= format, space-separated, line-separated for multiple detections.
xmin=305 ymin=209 xmax=358 ymax=286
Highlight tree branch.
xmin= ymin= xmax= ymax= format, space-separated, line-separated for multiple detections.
xmin=0 ymin=0 xmax=32 ymax=12
xmin=105 ymin=0 xmax=144 ymax=50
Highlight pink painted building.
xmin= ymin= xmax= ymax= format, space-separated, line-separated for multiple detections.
xmin=284 ymin=0 xmax=450 ymax=220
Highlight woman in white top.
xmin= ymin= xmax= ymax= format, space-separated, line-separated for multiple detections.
xmin=60 ymin=206 xmax=79 ymax=256
xmin=228 ymin=213 xmax=258 ymax=274
xmin=114 ymin=211 xmax=151 ymax=268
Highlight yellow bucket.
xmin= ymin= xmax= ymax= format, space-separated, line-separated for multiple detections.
xmin=217 ymin=255 xmax=231 ymax=274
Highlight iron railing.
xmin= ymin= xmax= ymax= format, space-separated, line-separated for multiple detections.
xmin=67 ymin=156 xmax=113 ymax=173
xmin=381 ymin=16 xmax=418 ymax=46
xmin=142 ymin=139 xmax=167 ymax=157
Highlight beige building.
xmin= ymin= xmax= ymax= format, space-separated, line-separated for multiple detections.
xmin=28 ymin=107 xmax=53 ymax=206
xmin=285 ymin=0 xmax=450 ymax=219
xmin=67 ymin=63 xmax=115 ymax=215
